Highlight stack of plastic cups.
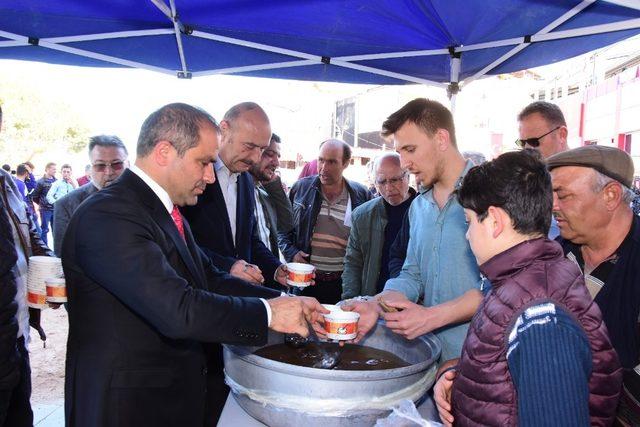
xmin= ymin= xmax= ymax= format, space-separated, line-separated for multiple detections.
xmin=27 ymin=256 xmax=63 ymax=309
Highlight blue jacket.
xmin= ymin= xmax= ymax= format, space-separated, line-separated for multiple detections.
xmin=279 ymin=175 xmax=372 ymax=262
xmin=182 ymin=171 xmax=282 ymax=288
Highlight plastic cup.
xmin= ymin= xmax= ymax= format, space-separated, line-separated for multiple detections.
xmin=323 ymin=310 xmax=360 ymax=340
xmin=286 ymin=263 xmax=315 ymax=288
xmin=45 ymin=278 xmax=67 ymax=303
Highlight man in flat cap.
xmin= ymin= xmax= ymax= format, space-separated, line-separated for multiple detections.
xmin=547 ymin=144 xmax=639 ymax=424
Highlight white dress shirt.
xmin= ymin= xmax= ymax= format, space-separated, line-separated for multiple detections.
xmin=253 ymin=186 xmax=272 ymax=250
xmin=129 ymin=165 xmax=273 ymax=325
xmin=214 ymin=160 xmax=239 ymax=245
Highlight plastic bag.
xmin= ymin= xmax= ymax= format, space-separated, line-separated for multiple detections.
xmin=375 ymin=399 xmax=442 ymax=427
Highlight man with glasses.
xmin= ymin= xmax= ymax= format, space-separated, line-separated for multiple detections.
xmin=342 ymin=153 xmax=416 ymax=299
xmin=516 ymin=101 xmax=569 ymax=239
xmin=52 ymin=135 xmax=128 ymax=256
xmin=516 ymin=101 xmax=569 ymax=159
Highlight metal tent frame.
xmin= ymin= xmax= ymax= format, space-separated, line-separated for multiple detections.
xmin=1 ymin=0 xmax=639 ymax=97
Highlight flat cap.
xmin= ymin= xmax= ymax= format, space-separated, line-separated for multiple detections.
xmin=546 ymin=145 xmax=634 ymax=188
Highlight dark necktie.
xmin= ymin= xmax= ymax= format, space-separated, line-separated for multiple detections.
xmin=170 ymin=205 xmax=185 ymax=240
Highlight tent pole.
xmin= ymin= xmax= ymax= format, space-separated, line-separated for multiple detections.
xmin=169 ymin=0 xmax=190 ymax=78
xmin=150 ymin=0 xmax=190 ymax=78
xmin=192 ymin=30 xmax=445 ymax=86
xmin=448 ymin=53 xmax=461 ymax=113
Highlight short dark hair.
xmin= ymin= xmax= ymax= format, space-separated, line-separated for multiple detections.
xmin=89 ymin=135 xmax=128 ymax=156
xmin=457 ymin=149 xmax=552 ymax=236
xmin=381 ymin=98 xmax=457 ymax=146
xmin=319 ymin=139 xmax=352 ymax=164
xmin=61 ymin=163 xmax=72 ymax=170
xmin=517 ymin=101 xmax=566 ymax=127
xmin=24 ymin=161 xmax=34 ymax=170
xmin=271 ymin=133 xmax=281 ymax=144
xmin=1 ymin=164 xmax=10 ymax=172
xmin=16 ymin=164 xmax=29 ymax=176
xmin=45 ymin=162 xmax=56 ymax=170
xmin=137 ymin=103 xmax=219 ymax=158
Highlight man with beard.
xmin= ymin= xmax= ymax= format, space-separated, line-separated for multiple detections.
xmin=248 ymin=133 xmax=293 ymax=257
xmin=280 ymin=139 xmax=372 ymax=304
xmin=53 ymin=135 xmax=129 ymax=256
xmin=345 ymin=98 xmax=483 ymax=364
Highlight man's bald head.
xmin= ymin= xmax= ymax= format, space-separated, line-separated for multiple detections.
xmin=219 ymin=102 xmax=272 ymax=173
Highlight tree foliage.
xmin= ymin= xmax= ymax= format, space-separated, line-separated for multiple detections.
xmin=0 ymin=79 xmax=90 ymax=165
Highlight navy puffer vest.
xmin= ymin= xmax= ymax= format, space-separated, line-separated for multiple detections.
xmin=451 ymin=238 xmax=621 ymax=426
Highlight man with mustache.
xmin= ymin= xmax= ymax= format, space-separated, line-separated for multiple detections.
xmin=183 ymin=102 xmax=287 ymax=288
xmin=248 ymin=133 xmax=293 ymax=257
xmin=181 ymin=102 xmax=291 ymax=422
xmin=547 ymin=145 xmax=640 ymax=425
xmin=280 ymin=139 xmax=372 ymax=304
xmin=52 ymin=135 xmax=128 ymax=256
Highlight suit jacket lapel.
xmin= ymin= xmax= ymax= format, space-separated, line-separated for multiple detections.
xmin=236 ymin=172 xmax=255 ymax=251
xmin=183 ymin=219 xmax=207 ymax=287
xmin=151 ymin=204 xmax=206 ymax=289
xmin=122 ymin=170 xmax=206 ymax=289
xmin=209 ymin=174 xmax=235 ymax=250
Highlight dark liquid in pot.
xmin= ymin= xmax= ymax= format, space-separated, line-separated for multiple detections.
xmin=254 ymin=343 xmax=410 ymax=370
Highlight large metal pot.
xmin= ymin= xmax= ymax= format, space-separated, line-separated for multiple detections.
xmin=223 ymin=321 xmax=441 ymax=426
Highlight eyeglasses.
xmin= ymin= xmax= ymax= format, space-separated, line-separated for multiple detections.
xmin=92 ymin=161 xmax=125 ymax=172
xmin=515 ymin=126 xmax=561 ymax=148
xmin=376 ymin=172 xmax=408 ymax=187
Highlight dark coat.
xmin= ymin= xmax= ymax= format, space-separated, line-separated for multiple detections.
xmin=62 ymin=169 xmax=279 ymax=427
xmin=255 ymin=176 xmax=294 ymax=256
xmin=182 ymin=171 xmax=281 ymax=286
xmin=52 ymin=182 xmax=97 ymax=256
xmin=279 ymin=175 xmax=372 ymax=262
xmin=0 ymin=170 xmax=51 ymax=390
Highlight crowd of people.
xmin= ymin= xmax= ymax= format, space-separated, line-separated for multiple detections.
xmin=0 ymin=97 xmax=639 ymax=427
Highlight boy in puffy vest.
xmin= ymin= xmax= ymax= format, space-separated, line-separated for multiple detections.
xmin=434 ymin=150 xmax=621 ymax=427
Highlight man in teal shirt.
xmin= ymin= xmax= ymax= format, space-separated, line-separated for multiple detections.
xmin=347 ymin=98 xmax=484 ymax=362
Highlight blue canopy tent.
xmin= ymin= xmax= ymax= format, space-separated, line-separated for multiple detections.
xmin=1 ymin=0 xmax=640 ymax=96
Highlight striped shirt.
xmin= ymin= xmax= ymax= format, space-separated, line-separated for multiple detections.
xmin=310 ymin=186 xmax=350 ymax=273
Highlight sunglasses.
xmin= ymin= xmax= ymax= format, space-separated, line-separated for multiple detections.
xmin=515 ymin=126 xmax=561 ymax=148
xmin=92 ymin=160 xmax=125 ymax=172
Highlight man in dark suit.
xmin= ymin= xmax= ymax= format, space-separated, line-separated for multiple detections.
xmin=62 ymin=103 xmax=324 ymax=427
xmin=53 ymin=135 xmax=128 ymax=256
xmin=182 ymin=102 xmax=287 ymax=287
